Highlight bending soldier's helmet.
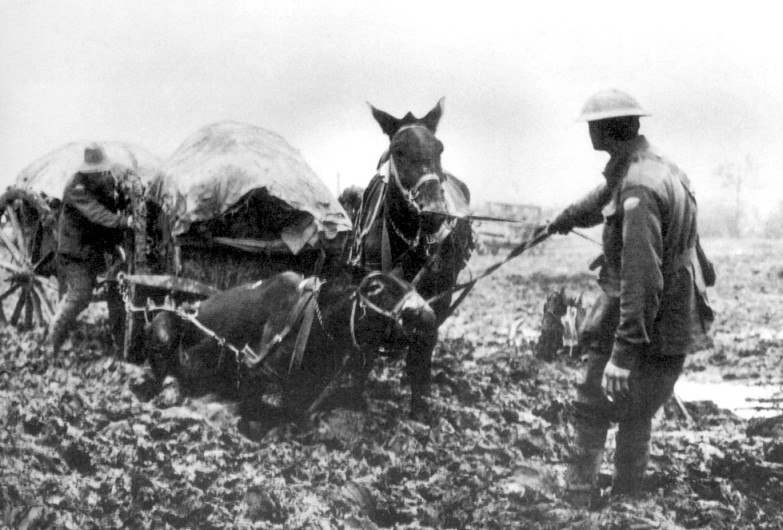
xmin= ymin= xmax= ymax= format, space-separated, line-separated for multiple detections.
xmin=577 ymin=89 xmax=649 ymax=122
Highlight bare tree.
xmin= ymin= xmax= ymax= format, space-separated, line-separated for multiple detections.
xmin=713 ymin=155 xmax=754 ymax=238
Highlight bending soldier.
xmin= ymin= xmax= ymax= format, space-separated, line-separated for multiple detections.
xmin=46 ymin=145 xmax=132 ymax=353
xmin=549 ymin=90 xmax=713 ymax=506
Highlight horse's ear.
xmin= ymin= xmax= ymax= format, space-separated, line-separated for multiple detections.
xmin=421 ymin=97 xmax=445 ymax=132
xmin=368 ymin=102 xmax=401 ymax=138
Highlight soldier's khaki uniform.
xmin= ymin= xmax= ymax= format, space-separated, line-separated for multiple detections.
xmin=563 ymin=136 xmax=713 ymax=498
xmin=47 ymin=166 xmax=129 ymax=352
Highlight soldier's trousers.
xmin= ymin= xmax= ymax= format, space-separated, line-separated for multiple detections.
xmin=570 ymin=349 xmax=684 ymax=494
xmin=47 ymin=256 xmax=98 ymax=352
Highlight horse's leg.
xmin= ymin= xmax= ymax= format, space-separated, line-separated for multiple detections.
xmin=406 ymin=290 xmax=450 ymax=420
xmin=147 ymin=312 xmax=184 ymax=385
xmin=177 ymin=337 xmax=230 ymax=397
xmin=406 ymin=335 xmax=437 ymax=421
xmin=345 ymin=349 xmax=375 ymax=410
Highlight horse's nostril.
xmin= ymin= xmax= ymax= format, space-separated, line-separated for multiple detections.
xmin=401 ymin=306 xmax=437 ymax=332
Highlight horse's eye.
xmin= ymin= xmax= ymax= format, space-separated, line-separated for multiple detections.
xmin=392 ymin=147 xmax=405 ymax=159
xmin=366 ymin=280 xmax=385 ymax=297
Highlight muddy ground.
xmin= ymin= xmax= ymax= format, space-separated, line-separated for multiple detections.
xmin=1 ymin=235 xmax=782 ymax=529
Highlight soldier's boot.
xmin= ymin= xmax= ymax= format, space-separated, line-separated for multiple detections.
xmin=564 ymin=447 xmax=605 ymax=508
xmin=46 ymin=310 xmax=71 ymax=354
xmin=564 ymin=426 xmax=607 ymax=508
xmin=612 ymin=439 xmax=650 ymax=496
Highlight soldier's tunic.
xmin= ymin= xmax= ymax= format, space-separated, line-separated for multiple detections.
xmin=565 ymin=135 xmax=712 ymax=493
xmin=47 ymin=171 xmax=129 ymax=352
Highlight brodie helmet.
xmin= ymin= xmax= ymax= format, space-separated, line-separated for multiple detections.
xmin=576 ymin=89 xmax=649 ymax=122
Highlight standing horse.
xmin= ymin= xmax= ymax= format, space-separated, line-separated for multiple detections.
xmin=349 ymin=98 xmax=473 ymax=419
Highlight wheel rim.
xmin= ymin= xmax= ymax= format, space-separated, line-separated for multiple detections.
xmin=0 ymin=198 xmax=56 ymax=328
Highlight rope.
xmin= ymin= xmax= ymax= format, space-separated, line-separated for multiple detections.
xmin=427 ymin=226 xmax=552 ymax=322
xmin=570 ymin=229 xmax=603 ymax=247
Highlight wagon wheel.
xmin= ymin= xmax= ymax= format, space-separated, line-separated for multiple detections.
xmin=0 ymin=195 xmax=58 ymax=328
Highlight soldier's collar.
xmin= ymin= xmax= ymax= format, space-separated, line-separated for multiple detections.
xmin=603 ymin=136 xmax=649 ymax=186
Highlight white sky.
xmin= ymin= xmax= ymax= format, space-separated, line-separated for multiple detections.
xmin=2 ymin=0 xmax=782 ymax=214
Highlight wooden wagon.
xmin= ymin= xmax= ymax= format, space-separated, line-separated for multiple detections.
xmin=0 ymin=141 xmax=160 ymax=329
xmin=121 ymin=121 xmax=352 ymax=361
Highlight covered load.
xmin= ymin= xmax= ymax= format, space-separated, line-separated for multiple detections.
xmin=15 ymin=141 xmax=161 ymax=198
xmin=148 ymin=121 xmax=351 ymax=256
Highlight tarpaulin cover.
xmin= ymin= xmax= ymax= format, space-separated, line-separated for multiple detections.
xmin=149 ymin=121 xmax=351 ymax=254
xmin=15 ymin=142 xmax=161 ymax=198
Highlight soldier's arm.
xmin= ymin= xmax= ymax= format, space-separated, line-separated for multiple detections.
xmin=549 ymin=183 xmax=611 ymax=233
xmin=609 ymin=185 xmax=664 ymax=369
xmin=64 ymin=183 xmax=129 ymax=229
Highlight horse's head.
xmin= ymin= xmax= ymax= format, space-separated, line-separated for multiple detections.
xmin=351 ymin=270 xmax=437 ymax=346
xmin=369 ymin=98 xmax=451 ymax=233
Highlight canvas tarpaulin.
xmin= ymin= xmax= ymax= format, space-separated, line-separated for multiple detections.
xmin=16 ymin=142 xmax=161 ymax=198
xmin=149 ymin=121 xmax=351 ymax=255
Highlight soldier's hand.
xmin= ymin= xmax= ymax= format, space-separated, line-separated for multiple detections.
xmin=547 ymin=211 xmax=574 ymax=234
xmin=602 ymin=361 xmax=631 ymax=400
xmin=125 ymin=215 xmax=133 ymax=228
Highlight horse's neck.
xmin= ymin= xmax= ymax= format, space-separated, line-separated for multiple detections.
xmin=384 ymin=183 xmax=419 ymax=235
xmin=316 ymin=281 xmax=355 ymax=337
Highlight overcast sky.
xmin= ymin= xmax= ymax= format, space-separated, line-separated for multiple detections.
xmin=2 ymin=1 xmax=782 ymax=215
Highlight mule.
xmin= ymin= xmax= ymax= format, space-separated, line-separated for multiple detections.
xmin=348 ymin=98 xmax=473 ymax=419
xmin=146 ymin=268 xmax=437 ymax=418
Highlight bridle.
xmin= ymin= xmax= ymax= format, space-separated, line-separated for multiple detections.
xmin=383 ymin=124 xmax=454 ymax=258
xmin=388 ymin=124 xmax=444 ymax=214
xmin=349 ymin=271 xmax=426 ymax=348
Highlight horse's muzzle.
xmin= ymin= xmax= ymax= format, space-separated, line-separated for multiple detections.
xmin=399 ymin=292 xmax=437 ymax=338
xmin=411 ymin=173 xmax=448 ymax=215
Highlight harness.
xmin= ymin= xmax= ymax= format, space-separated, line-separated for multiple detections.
xmin=349 ymin=125 xmax=457 ymax=275
xmin=118 ymin=271 xmax=420 ymax=385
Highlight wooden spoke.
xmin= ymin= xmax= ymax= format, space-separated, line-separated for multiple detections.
xmin=33 ymin=286 xmax=54 ymax=322
xmin=9 ymin=284 xmax=30 ymax=326
xmin=23 ymin=288 xmax=34 ymax=329
xmin=35 ymin=277 xmax=59 ymax=294
xmin=0 ymin=225 xmax=24 ymax=266
xmin=29 ymin=289 xmax=44 ymax=327
xmin=0 ymin=283 xmax=22 ymax=303
xmin=0 ymin=259 xmax=25 ymax=274
xmin=6 ymin=205 xmax=28 ymax=263
xmin=32 ymin=281 xmax=55 ymax=317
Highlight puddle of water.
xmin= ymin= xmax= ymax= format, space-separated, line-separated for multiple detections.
xmin=676 ymin=379 xmax=783 ymax=419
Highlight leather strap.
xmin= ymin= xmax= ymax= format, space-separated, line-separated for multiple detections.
xmin=381 ymin=214 xmax=393 ymax=273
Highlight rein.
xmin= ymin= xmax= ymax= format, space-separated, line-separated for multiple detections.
xmin=426 ymin=226 xmax=552 ymax=323
xmin=119 ymin=271 xmax=419 ymax=381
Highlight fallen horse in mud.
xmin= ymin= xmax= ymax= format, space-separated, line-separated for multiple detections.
xmin=145 ymin=268 xmax=437 ymax=420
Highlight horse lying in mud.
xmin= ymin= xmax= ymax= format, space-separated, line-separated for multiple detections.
xmin=145 ymin=268 xmax=437 ymax=419
xmin=348 ymin=98 xmax=474 ymax=419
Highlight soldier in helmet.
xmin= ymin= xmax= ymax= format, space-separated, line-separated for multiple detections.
xmin=46 ymin=145 xmax=132 ymax=353
xmin=548 ymin=90 xmax=713 ymax=506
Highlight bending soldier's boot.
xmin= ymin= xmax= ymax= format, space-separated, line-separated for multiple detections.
xmin=46 ymin=259 xmax=94 ymax=354
xmin=612 ymin=419 xmax=652 ymax=496
xmin=46 ymin=312 xmax=70 ymax=354
xmin=564 ymin=424 xmax=607 ymax=508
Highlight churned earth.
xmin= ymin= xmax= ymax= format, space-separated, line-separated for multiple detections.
xmin=1 ymin=235 xmax=782 ymax=529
